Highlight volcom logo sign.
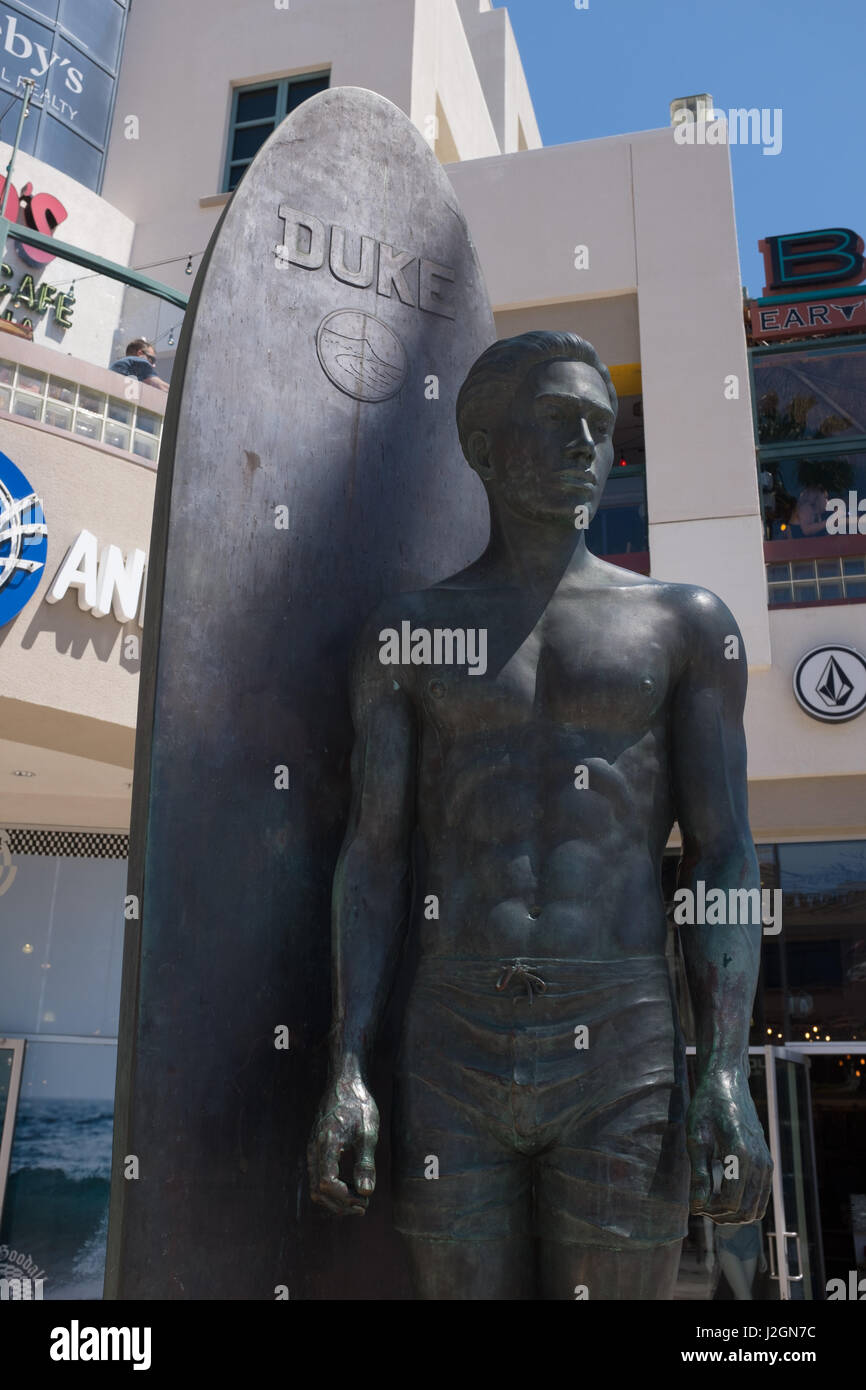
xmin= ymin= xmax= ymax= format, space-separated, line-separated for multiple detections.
xmin=0 ymin=449 xmax=47 ymax=628
xmin=275 ymin=205 xmax=456 ymax=319
xmin=793 ymin=644 xmax=866 ymax=723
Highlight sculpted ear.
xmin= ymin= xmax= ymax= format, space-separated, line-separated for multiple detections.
xmin=467 ymin=429 xmax=493 ymax=481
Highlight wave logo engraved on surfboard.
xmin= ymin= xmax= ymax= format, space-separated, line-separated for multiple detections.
xmin=316 ymin=309 xmax=408 ymax=403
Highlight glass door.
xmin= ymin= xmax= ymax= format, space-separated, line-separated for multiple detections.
xmin=764 ymin=1046 xmax=824 ymax=1300
xmin=679 ymin=1045 xmax=823 ymax=1299
xmin=0 ymin=1037 xmax=25 ymax=1225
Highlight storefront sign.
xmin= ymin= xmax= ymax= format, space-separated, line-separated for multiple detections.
xmin=0 ymin=12 xmax=84 ymax=97
xmin=0 ymin=177 xmax=68 ymax=265
xmin=750 ymin=293 xmax=866 ymax=341
xmin=751 ymin=227 xmax=866 ymax=340
xmin=793 ymin=645 xmax=866 ymax=723
xmin=1 ymin=473 xmax=147 ymax=630
xmin=0 ymin=448 xmax=46 ymax=627
xmin=47 ymin=528 xmax=146 ymax=627
xmin=759 ymin=228 xmax=865 ymax=296
xmin=0 ymin=178 xmax=73 ymax=333
xmin=0 ymin=2 xmax=128 ymax=194
xmin=0 ymin=261 xmax=74 ymax=330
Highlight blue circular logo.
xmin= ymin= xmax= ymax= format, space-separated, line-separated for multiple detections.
xmin=0 ymin=450 xmax=47 ymax=628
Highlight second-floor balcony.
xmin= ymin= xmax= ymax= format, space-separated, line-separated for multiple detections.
xmin=0 ymin=332 xmax=166 ymax=468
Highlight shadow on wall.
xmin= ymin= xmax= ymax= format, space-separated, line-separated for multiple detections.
xmin=0 ymin=593 xmax=141 ymax=671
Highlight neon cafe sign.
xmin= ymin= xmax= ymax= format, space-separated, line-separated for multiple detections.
xmin=750 ymin=227 xmax=866 ymax=339
xmin=0 ymin=177 xmax=74 ymax=332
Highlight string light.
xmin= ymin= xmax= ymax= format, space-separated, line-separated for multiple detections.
xmin=48 ymin=249 xmax=203 ymax=295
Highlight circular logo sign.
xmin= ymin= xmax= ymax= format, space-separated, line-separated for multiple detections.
xmin=793 ymin=644 xmax=866 ymax=723
xmin=0 ymin=450 xmax=47 ymax=628
xmin=316 ymin=310 xmax=407 ymax=402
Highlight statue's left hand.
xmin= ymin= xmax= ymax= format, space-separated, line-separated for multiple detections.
xmin=686 ymin=1067 xmax=773 ymax=1223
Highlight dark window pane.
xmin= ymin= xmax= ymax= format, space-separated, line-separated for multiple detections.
xmin=586 ymin=467 xmax=648 ymax=557
xmin=818 ymin=581 xmax=843 ymax=601
xmin=232 ymin=122 xmax=272 ymax=162
xmin=49 ymin=36 xmax=115 ymax=146
xmin=759 ymin=450 xmax=866 ymax=545
xmin=236 ymin=86 xmax=278 ymax=123
xmin=59 ymin=0 xmax=124 ymax=69
xmin=0 ymin=94 xmax=39 ymax=153
xmin=754 ymin=347 xmax=866 ymax=445
xmin=0 ymin=5 xmax=54 ymax=108
xmin=227 ymin=162 xmax=248 ymax=191
xmin=776 ymin=841 xmax=866 ymax=1040
xmin=845 ymin=577 xmax=866 ymax=598
xmin=768 ymin=584 xmax=793 ymax=605
xmin=286 ymin=74 xmax=329 ymax=112
xmin=35 ymin=115 xmax=101 ymax=189
xmin=843 ymin=557 xmax=866 ymax=576
xmin=19 ymin=0 xmax=60 ymax=18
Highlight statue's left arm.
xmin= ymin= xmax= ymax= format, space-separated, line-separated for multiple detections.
xmin=669 ymin=587 xmax=773 ymax=1224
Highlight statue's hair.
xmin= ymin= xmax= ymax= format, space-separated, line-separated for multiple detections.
xmin=456 ymin=331 xmax=617 ymax=459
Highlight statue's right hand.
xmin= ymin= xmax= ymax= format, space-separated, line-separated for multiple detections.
xmin=308 ymin=1065 xmax=379 ymax=1216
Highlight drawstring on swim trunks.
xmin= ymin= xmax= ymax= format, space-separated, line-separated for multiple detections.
xmin=495 ymin=959 xmax=548 ymax=1003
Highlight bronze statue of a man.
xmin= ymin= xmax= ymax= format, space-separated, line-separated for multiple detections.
xmin=309 ymin=331 xmax=773 ymax=1300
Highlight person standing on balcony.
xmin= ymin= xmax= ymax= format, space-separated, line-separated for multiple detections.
xmin=789 ymin=484 xmax=829 ymax=539
xmin=110 ymin=339 xmax=169 ymax=392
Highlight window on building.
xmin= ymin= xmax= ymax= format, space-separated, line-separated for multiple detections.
xmin=752 ymin=342 xmax=866 ymax=607
xmin=0 ymin=357 xmax=164 ymax=461
xmin=586 ymin=393 xmax=648 ymax=569
xmin=664 ymin=839 xmax=866 ymax=1047
xmin=223 ymin=72 xmax=330 ymax=192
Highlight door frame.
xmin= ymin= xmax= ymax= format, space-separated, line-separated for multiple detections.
xmin=0 ymin=1036 xmax=25 ymax=1226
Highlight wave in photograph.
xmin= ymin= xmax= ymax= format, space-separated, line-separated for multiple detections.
xmin=0 ymin=1099 xmax=114 ymax=1299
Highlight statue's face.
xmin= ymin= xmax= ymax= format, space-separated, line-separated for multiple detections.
xmin=479 ymin=358 xmax=616 ymax=526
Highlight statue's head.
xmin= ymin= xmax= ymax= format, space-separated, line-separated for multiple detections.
xmin=456 ymin=331 xmax=618 ymax=527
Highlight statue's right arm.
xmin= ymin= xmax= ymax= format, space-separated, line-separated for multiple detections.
xmin=308 ymin=613 xmax=417 ymax=1215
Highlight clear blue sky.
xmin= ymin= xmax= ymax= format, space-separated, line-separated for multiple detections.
xmin=495 ymin=0 xmax=865 ymax=297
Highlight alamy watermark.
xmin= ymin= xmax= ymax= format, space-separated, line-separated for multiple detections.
xmin=673 ymin=107 xmax=782 ymax=157
xmin=673 ymin=884 xmax=782 ymax=935
xmin=826 ymin=1270 xmax=866 ymax=1299
xmin=50 ymin=1322 xmax=152 ymax=1370
xmin=379 ymin=622 xmax=487 ymax=675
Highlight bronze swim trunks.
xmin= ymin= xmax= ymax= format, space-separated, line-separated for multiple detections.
xmin=392 ymin=955 xmax=690 ymax=1247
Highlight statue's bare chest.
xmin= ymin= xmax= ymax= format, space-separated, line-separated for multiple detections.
xmin=399 ymin=595 xmax=674 ymax=740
